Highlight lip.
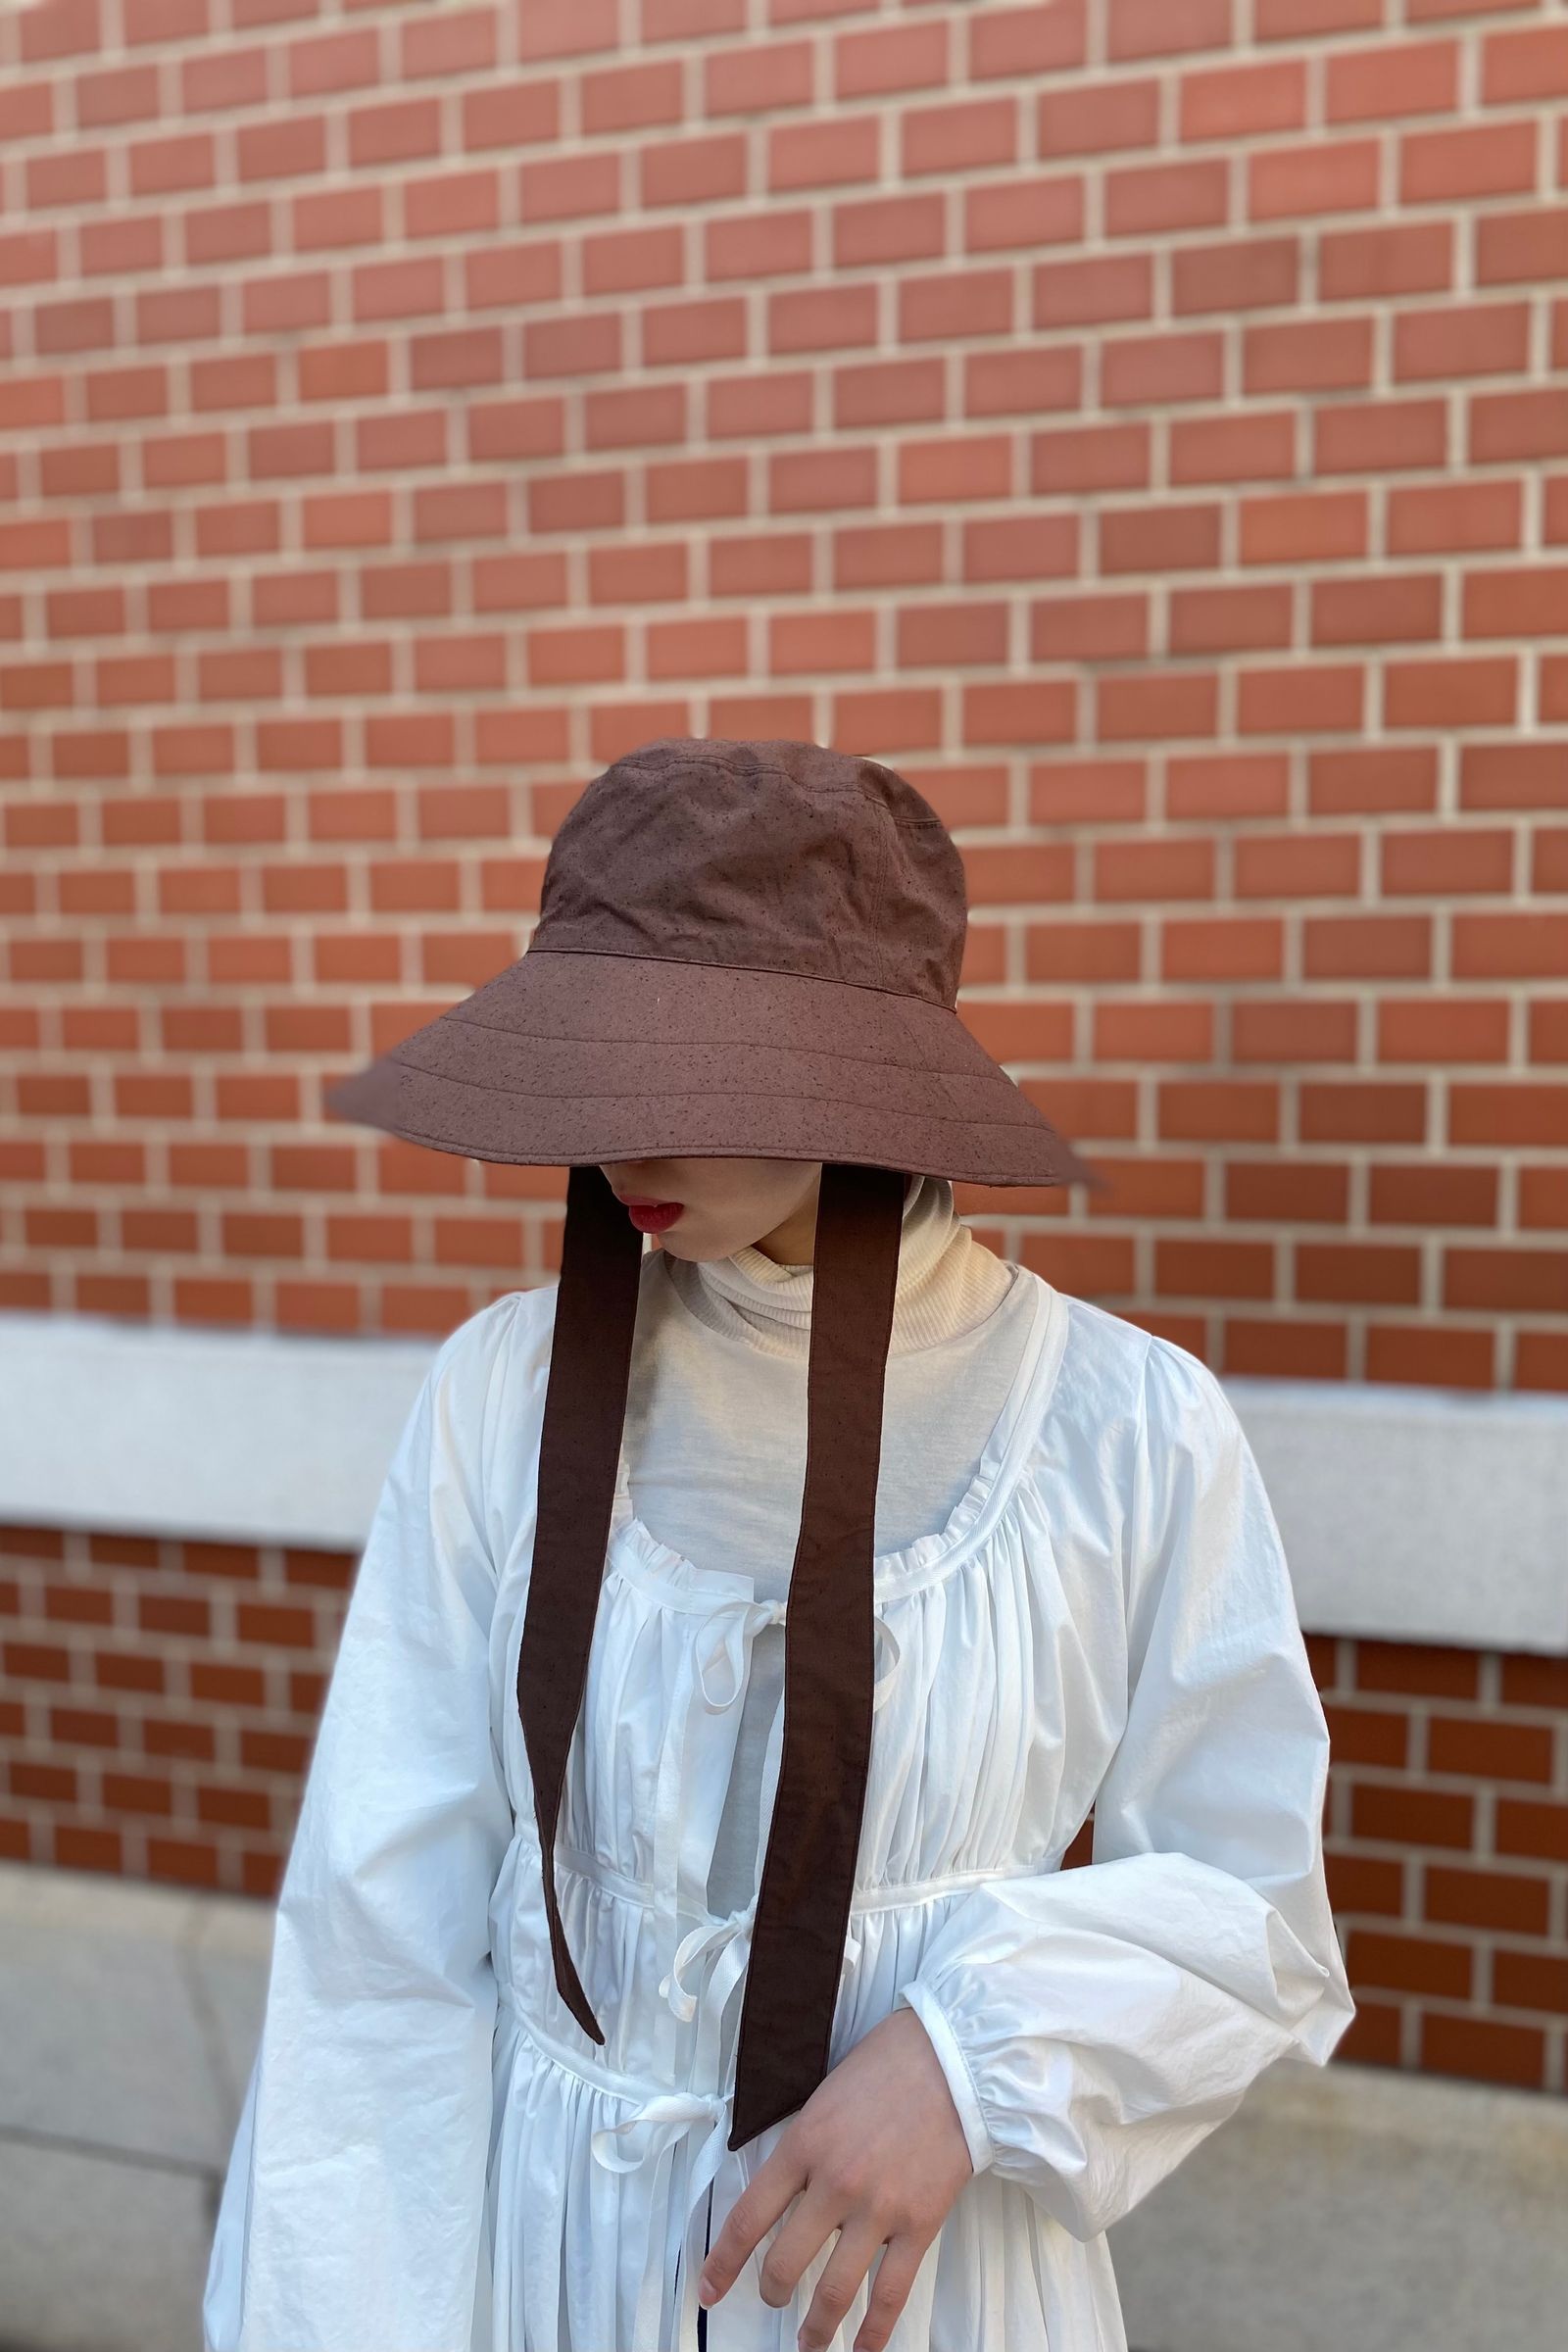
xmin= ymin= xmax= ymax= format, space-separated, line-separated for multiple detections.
xmin=617 ymin=1197 xmax=684 ymax=1234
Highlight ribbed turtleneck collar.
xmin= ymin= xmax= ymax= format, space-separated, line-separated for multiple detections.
xmin=657 ymin=1173 xmax=1015 ymax=1360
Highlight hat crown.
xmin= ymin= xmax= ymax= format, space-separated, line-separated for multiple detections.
xmin=531 ymin=737 xmax=967 ymax=1007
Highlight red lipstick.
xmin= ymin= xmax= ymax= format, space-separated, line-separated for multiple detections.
xmin=619 ymin=1198 xmax=684 ymax=1234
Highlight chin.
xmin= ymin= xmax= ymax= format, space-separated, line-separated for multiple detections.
xmin=654 ymin=1230 xmax=730 ymax=1264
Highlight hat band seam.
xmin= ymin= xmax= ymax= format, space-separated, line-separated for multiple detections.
xmin=370 ymin=1078 xmax=1048 ymax=1131
xmin=435 ymin=1011 xmax=1002 ymax=1081
xmin=524 ymin=941 xmax=956 ymax=1012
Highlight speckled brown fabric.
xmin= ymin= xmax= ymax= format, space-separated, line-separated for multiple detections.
xmin=327 ymin=736 xmax=1103 ymax=1190
xmin=325 ymin=737 xmax=1102 ymax=2155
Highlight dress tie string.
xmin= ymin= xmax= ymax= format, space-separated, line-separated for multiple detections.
xmin=590 ymin=2090 xmax=730 ymax=2352
xmin=591 ymin=1910 xmax=870 ymax=2352
xmin=698 ymin=1597 xmax=903 ymax=1715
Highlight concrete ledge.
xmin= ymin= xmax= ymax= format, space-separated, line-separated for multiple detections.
xmin=1107 ymin=2040 xmax=1568 ymax=2352
xmin=0 ymin=1860 xmax=1563 ymax=2352
xmin=1 ymin=1307 xmax=1566 ymax=1652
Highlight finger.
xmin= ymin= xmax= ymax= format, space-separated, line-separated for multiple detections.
xmin=853 ymin=2231 xmax=931 ymax=2352
xmin=699 ymin=2141 xmax=808 ymax=2308
xmin=755 ymin=2179 xmax=844 ymax=2313
xmin=797 ymin=2216 xmax=885 ymax=2352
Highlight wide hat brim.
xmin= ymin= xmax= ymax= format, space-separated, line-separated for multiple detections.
xmin=327 ymin=945 xmax=1106 ymax=1192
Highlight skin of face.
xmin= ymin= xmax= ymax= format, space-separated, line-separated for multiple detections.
xmin=597 ymin=1157 xmax=823 ymax=1266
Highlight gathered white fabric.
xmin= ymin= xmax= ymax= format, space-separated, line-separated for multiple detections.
xmin=624 ymin=1174 xmax=1032 ymax=1917
xmin=202 ymin=1243 xmax=1356 ymax=2352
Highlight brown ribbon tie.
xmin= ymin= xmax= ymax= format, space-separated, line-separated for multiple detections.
xmin=516 ymin=1159 xmax=906 ymax=2150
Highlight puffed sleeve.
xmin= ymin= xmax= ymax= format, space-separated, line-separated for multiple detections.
xmin=894 ymin=1332 xmax=1355 ymax=2241
xmin=202 ymin=1301 xmax=520 ymax=2352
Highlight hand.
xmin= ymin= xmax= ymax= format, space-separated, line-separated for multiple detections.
xmin=697 ymin=2004 xmax=974 ymax=2352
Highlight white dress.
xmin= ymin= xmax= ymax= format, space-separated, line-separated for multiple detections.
xmin=202 ymin=1259 xmax=1355 ymax=2352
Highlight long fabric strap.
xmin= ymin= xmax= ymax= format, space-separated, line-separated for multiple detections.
xmin=517 ymin=1159 xmax=645 ymax=2043
xmin=518 ymin=1156 xmax=906 ymax=2146
xmin=728 ymin=1160 xmax=905 ymax=2146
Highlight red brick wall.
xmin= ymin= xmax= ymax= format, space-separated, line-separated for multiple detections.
xmin=2 ymin=1517 xmax=1564 ymax=2095
xmin=1 ymin=0 xmax=1567 ymax=1385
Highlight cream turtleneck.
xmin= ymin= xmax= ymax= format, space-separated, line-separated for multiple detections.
xmin=662 ymin=1171 xmax=1010 ymax=1357
xmin=619 ymin=1173 xmax=1042 ymax=1916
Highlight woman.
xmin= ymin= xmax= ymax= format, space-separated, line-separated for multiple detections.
xmin=203 ymin=737 xmax=1354 ymax=2352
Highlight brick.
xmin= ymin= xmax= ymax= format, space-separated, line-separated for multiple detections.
xmin=832 ymin=18 xmax=945 ymax=98
xmin=1320 ymin=221 xmax=1454 ymax=304
xmin=1156 ymin=1240 xmax=1275 ymax=1299
xmin=1038 ymin=77 xmax=1159 ymax=161
xmin=1465 ymin=564 xmax=1568 ymax=643
xmin=1351 ymin=1784 xmax=1474 ymax=1850
xmin=1421 ymin=2013 xmax=1544 ymax=2093
xmin=969 ymin=2 xmax=1087 ymax=79
xmin=1235 ymin=831 xmax=1360 ymax=898
xmin=1035 ymin=594 xmax=1148 ymax=664
xmin=1324 ymin=1853 xmax=1403 ymax=1917
xmin=1316 ymin=398 xmax=1448 ymax=478
xmin=1492 ymin=1950 xmax=1568 ymax=2020
xmin=1250 ymin=138 xmax=1380 ymax=222
xmin=1033 ymin=253 xmax=1152 ymax=329
xmin=1349 ymin=1931 xmax=1471 ymax=2000
xmin=1375 ymin=1004 xmax=1508 ymax=1069
xmin=902 ymin=97 xmax=1018 ymax=178
xmin=1180 ymin=58 xmax=1305 ymax=142
xmin=1020 ymin=917 xmax=1142 ymax=983
xmin=1499 ymin=1654 xmax=1568 ymax=1709
xmin=1495 ymin=1796 xmax=1568 ymax=1866
xmin=1311 ymin=573 xmax=1443 ymax=647
xmin=1327 ymin=39 xmax=1459 ymax=123
xmin=898 ymin=434 xmax=1011 ymax=504
xmin=1483 ymin=26 xmax=1568 ymax=106
xmin=1428 ymin=1716 xmax=1555 ymax=1786
xmin=1160 ymin=917 xmax=1284 ymax=982
xmin=961 ymin=682 xmax=1078 ymax=748
xmin=1101 ymin=503 xmax=1221 ymax=575
xmin=1158 ymin=1081 xmax=1279 ymax=1144
xmin=1381 ymin=828 xmax=1513 ymax=895
xmin=1031 ymin=423 xmax=1149 ymax=498
xmin=1092 ymin=838 xmax=1213 ymax=903
xmin=902 ymin=601 xmax=1009 ymax=669
xmin=1395 ymin=300 xmax=1530 ymax=383
xmin=839 ymin=195 xmax=961 ymax=286
xmin=1098 ymin=671 xmax=1219 ymax=741
xmin=1388 ymin=480 xmax=1523 ymax=555
xmin=1244 ymin=317 xmax=1373 ymax=394
xmin=1476 ymin=205 xmax=1568 ymax=288
xmin=966 ymin=172 xmax=1088 ymax=261
xmin=1457 ymin=903 xmax=1568 ymax=968
xmin=769 ymin=284 xmax=879 ymax=355
xmin=1238 ymin=663 xmax=1366 ymax=736
xmin=1402 ymin=122 xmax=1539 ymax=207
xmin=642 ymin=132 xmax=746 ymax=208
xmin=1095 ymin=999 xmax=1213 ymax=1065
xmin=1108 ymin=0 xmax=1231 ymax=61
xmin=1255 ymin=0 xmax=1380 ymax=30
xmin=770 ymin=116 xmax=883 ymax=191
xmin=1109 ymin=161 xmax=1232 ymax=248
xmin=1231 ymin=997 xmax=1355 ymax=1062
xmin=944 ymin=980 xmax=1036 ymax=1059
xmin=1384 ymin=657 xmax=1517 ymax=731
xmin=514 ymin=0 xmax=617 ymax=59
xmin=1227 ymin=1160 xmax=1350 ymax=1220
xmin=1243 ymin=490 xmax=1368 ymax=566
xmin=1169 ymin=411 xmax=1296 ymax=486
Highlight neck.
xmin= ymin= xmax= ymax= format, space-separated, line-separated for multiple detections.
xmin=660 ymin=1174 xmax=1015 ymax=1359
xmin=752 ymin=1173 xmax=824 ymax=1267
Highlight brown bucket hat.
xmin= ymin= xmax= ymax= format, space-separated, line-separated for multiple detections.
xmin=328 ymin=736 xmax=1105 ymax=2151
